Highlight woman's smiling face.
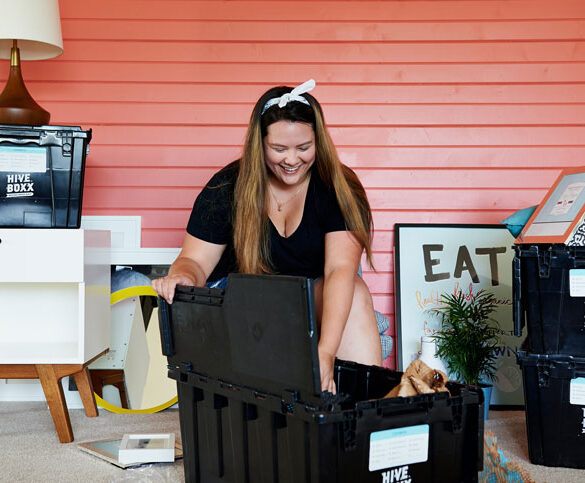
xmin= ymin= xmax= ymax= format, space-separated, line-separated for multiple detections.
xmin=263 ymin=120 xmax=316 ymax=187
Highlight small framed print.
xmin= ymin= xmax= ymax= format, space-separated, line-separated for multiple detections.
xmin=516 ymin=167 xmax=585 ymax=245
xmin=118 ymin=433 xmax=175 ymax=464
xmin=77 ymin=435 xmax=181 ymax=468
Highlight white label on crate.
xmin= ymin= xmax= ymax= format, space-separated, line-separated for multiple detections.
xmin=570 ymin=377 xmax=585 ymax=405
xmin=0 ymin=146 xmax=46 ymax=173
xmin=369 ymin=424 xmax=429 ymax=472
xmin=569 ymin=269 xmax=585 ymax=297
xmin=5 ymin=173 xmax=35 ymax=198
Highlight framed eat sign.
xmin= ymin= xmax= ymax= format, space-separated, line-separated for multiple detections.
xmin=394 ymin=224 xmax=524 ymax=406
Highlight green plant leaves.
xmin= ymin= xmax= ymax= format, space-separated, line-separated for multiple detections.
xmin=428 ymin=289 xmax=502 ymax=386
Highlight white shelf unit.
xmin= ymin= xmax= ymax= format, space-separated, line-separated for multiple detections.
xmin=0 ymin=218 xmax=180 ymax=408
xmin=0 ymin=229 xmax=110 ymax=365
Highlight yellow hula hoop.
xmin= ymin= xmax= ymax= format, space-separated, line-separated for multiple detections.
xmin=94 ymin=393 xmax=178 ymax=415
xmin=110 ymin=285 xmax=158 ymax=305
xmin=94 ymin=285 xmax=177 ymax=413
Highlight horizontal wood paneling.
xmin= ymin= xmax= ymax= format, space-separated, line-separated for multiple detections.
xmin=59 ymin=1 xmax=585 ymax=21
xmin=23 ymin=82 xmax=585 ymax=104
xmin=1 ymin=0 xmax=579 ymax=368
xmin=56 ymin=40 xmax=585 ymax=63
xmin=83 ymin=167 xmax=559 ymax=189
xmin=21 ymin=61 xmax=585 ymax=84
xmin=81 ymin=186 xmax=546 ymax=210
xmin=83 ymin=145 xmax=585 ymax=168
xmin=81 ymin=125 xmax=585 ymax=146
xmin=61 ymin=19 xmax=585 ymax=42
xmin=367 ymin=188 xmax=545 ymax=210
xmin=354 ymin=169 xmax=560 ymax=188
xmin=44 ymin=102 xmax=585 ymax=126
xmin=370 ymin=210 xmax=528 ymax=230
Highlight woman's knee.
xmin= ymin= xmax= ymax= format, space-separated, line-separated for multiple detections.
xmin=338 ymin=274 xmax=382 ymax=365
xmin=350 ymin=274 xmax=375 ymax=315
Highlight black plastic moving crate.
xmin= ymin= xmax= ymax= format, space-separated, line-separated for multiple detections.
xmin=517 ymin=351 xmax=585 ymax=469
xmin=0 ymin=124 xmax=91 ymax=228
xmin=513 ymin=244 xmax=585 ymax=356
xmin=159 ymin=274 xmax=484 ymax=483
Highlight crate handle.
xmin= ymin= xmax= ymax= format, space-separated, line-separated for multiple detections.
xmin=536 ymin=363 xmax=550 ymax=388
xmin=512 ymin=256 xmax=525 ymax=336
xmin=450 ymin=400 xmax=463 ymax=433
xmin=340 ymin=418 xmax=357 ymax=452
xmin=158 ymin=296 xmax=175 ymax=356
xmin=2 ymin=133 xmax=64 ymax=147
xmin=537 ymin=248 xmax=552 ymax=278
xmin=306 ymin=278 xmax=317 ymax=337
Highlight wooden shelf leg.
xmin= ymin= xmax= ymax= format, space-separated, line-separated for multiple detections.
xmin=73 ymin=367 xmax=99 ymax=418
xmin=36 ymin=364 xmax=73 ymax=443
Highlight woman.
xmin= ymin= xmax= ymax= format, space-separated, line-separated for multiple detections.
xmin=153 ymin=79 xmax=382 ymax=393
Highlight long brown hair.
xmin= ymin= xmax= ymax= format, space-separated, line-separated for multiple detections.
xmin=233 ymin=85 xmax=374 ymax=274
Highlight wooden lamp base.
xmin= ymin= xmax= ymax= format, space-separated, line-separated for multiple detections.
xmin=0 ymin=45 xmax=50 ymax=126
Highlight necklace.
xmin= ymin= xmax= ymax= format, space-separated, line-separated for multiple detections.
xmin=268 ymin=175 xmax=310 ymax=212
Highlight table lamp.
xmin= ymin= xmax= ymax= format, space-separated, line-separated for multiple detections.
xmin=0 ymin=0 xmax=63 ymax=126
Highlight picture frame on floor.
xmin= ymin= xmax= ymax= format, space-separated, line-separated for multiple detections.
xmin=394 ymin=223 xmax=524 ymax=406
xmin=77 ymin=437 xmax=182 ymax=469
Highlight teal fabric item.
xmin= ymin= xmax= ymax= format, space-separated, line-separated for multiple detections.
xmin=500 ymin=205 xmax=537 ymax=237
xmin=479 ymin=433 xmax=532 ymax=483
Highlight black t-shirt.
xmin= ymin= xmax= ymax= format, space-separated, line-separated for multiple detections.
xmin=186 ymin=161 xmax=348 ymax=282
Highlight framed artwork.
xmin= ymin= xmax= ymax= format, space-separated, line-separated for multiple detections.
xmin=394 ymin=224 xmax=524 ymax=406
xmin=517 ymin=167 xmax=585 ymax=245
xmin=77 ymin=437 xmax=182 ymax=468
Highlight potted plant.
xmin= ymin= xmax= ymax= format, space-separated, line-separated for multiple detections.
xmin=428 ymin=289 xmax=502 ymax=418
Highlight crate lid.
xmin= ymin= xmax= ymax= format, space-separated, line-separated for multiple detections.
xmin=162 ymin=273 xmax=322 ymax=405
xmin=516 ymin=351 xmax=585 ymax=378
xmin=514 ymin=244 xmax=585 ymax=256
xmin=0 ymin=124 xmax=91 ymax=141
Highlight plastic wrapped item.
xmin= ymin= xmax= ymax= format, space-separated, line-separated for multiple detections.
xmin=110 ymin=462 xmax=184 ymax=482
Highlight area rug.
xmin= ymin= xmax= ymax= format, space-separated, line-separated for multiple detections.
xmin=479 ymin=431 xmax=536 ymax=483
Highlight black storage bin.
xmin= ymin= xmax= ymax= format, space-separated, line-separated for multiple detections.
xmin=0 ymin=124 xmax=91 ymax=228
xmin=517 ymin=351 xmax=585 ymax=469
xmin=513 ymin=244 xmax=585 ymax=356
xmin=159 ymin=274 xmax=484 ymax=483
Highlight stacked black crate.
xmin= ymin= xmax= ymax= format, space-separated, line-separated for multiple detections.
xmin=513 ymin=244 xmax=585 ymax=469
xmin=0 ymin=124 xmax=91 ymax=228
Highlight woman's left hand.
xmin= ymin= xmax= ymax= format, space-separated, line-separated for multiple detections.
xmin=318 ymin=346 xmax=336 ymax=394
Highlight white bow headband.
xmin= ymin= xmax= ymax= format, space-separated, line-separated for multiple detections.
xmin=260 ymin=79 xmax=316 ymax=115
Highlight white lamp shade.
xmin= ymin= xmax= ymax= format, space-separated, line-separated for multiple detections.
xmin=0 ymin=0 xmax=63 ymax=60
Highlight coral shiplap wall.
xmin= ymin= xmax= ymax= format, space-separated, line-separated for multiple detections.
xmin=3 ymin=0 xmax=583 ymax=366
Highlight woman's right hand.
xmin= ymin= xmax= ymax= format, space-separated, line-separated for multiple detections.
xmin=152 ymin=273 xmax=196 ymax=304
xmin=318 ymin=346 xmax=337 ymax=395
xmin=153 ymin=234 xmax=226 ymax=304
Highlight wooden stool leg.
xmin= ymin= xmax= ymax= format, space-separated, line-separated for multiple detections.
xmin=73 ymin=367 xmax=99 ymax=418
xmin=116 ymin=380 xmax=129 ymax=409
xmin=36 ymin=364 xmax=73 ymax=443
xmin=90 ymin=369 xmax=103 ymax=398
